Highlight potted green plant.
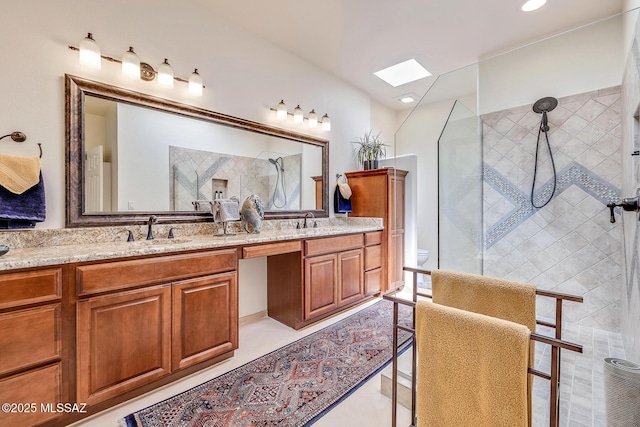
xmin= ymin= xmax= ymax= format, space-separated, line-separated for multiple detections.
xmin=351 ymin=130 xmax=388 ymax=170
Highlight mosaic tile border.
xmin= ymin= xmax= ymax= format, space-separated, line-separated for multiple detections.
xmin=484 ymin=161 xmax=620 ymax=248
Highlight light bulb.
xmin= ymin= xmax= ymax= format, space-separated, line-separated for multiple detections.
xmin=276 ymin=100 xmax=287 ymax=120
xmin=321 ymin=114 xmax=331 ymax=131
xmin=308 ymin=109 xmax=318 ymax=128
xmin=122 ymin=47 xmax=140 ymax=79
xmin=79 ymin=33 xmax=101 ymax=69
xmin=188 ymin=69 xmax=203 ymax=96
xmin=293 ymin=105 xmax=303 ymax=123
xmin=157 ymin=58 xmax=174 ymax=88
xmin=521 ymin=0 xmax=546 ymax=12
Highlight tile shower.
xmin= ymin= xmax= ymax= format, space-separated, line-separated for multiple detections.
xmin=481 ymin=87 xmax=623 ymax=332
xmin=480 ymin=88 xmax=627 ymax=426
xmin=169 ymin=146 xmax=302 ymax=211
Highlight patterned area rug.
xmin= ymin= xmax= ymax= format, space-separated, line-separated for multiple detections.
xmin=121 ymin=299 xmax=411 ymax=427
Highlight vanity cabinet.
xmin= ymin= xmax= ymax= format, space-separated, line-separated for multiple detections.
xmin=76 ymin=285 xmax=172 ymax=405
xmin=0 ymin=268 xmax=63 ymax=427
xmin=346 ymin=168 xmax=407 ymax=293
xmin=172 ymin=272 xmax=238 ymax=370
xmin=303 ymin=234 xmax=364 ymax=322
xmin=75 ymin=248 xmax=239 ymax=407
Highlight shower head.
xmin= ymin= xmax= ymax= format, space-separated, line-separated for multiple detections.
xmin=532 ymin=97 xmax=558 ymax=114
xmin=268 ymin=157 xmax=284 ymax=172
xmin=533 ymin=97 xmax=558 ymax=132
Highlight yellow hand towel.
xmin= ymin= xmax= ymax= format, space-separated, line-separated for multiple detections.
xmin=0 ymin=154 xmax=41 ymax=194
xmin=337 ymin=182 xmax=352 ymax=199
xmin=416 ymin=301 xmax=530 ymax=427
xmin=430 ymin=270 xmax=536 ymax=330
xmin=430 ymin=269 xmax=537 ymax=426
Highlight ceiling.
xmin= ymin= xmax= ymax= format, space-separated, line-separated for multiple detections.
xmin=195 ymin=0 xmax=626 ymax=110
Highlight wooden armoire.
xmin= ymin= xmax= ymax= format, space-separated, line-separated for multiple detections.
xmin=345 ymin=168 xmax=407 ymax=293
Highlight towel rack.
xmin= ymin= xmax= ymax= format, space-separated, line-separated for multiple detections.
xmin=386 ymin=266 xmax=584 ymax=427
xmin=0 ymin=131 xmax=42 ymax=158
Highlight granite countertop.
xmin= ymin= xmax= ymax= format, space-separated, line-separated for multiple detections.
xmin=0 ymin=218 xmax=383 ymax=270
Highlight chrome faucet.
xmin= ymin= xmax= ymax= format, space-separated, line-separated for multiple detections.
xmin=303 ymin=212 xmax=315 ymax=228
xmin=146 ymin=215 xmax=157 ymax=240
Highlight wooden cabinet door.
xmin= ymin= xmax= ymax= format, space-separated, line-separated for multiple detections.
xmin=172 ymin=272 xmax=238 ymax=370
xmin=337 ymin=249 xmax=364 ymax=306
xmin=304 ymin=253 xmax=338 ymax=320
xmin=77 ymin=285 xmax=171 ymax=405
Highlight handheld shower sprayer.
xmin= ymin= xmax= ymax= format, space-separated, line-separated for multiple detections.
xmin=530 ymin=96 xmax=558 ymax=209
xmin=268 ymin=157 xmax=286 ymax=208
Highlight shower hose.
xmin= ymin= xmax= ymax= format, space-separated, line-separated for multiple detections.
xmin=530 ymin=119 xmax=557 ymax=209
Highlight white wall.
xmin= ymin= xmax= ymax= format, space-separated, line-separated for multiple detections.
xmin=478 ymin=14 xmax=625 ymax=115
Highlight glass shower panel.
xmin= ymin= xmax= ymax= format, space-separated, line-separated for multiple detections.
xmin=438 ymin=100 xmax=483 ymax=273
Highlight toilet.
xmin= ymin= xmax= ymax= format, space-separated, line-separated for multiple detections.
xmin=417 ymin=248 xmax=429 ymax=268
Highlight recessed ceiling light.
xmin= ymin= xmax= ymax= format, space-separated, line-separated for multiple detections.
xmin=374 ymin=59 xmax=431 ymax=87
xmin=521 ymin=0 xmax=547 ymax=12
xmin=397 ymin=93 xmax=420 ymax=104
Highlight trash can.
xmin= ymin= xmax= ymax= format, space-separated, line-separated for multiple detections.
xmin=604 ymin=357 xmax=640 ymax=426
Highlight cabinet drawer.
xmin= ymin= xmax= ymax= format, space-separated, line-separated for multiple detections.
xmin=365 ymin=231 xmax=383 ymax=246
xmin=364 ymin=245 xmax=382 ymax=271
xmin=365 ymin=268 xmax=382 ymax=296
xmin=0 ymin=304 xmax=60 ymax=376
xmin=243 ymin=241 xmax=301 ymax=258
xmin=77 ymin=249 xmax=237 ymax=296
xmin=305 ymin=234 xmax=364 ymax=257
xmin=0 ymin=363 xmax=62 ymax=427
xmin=0 ymin=268 xmax=61 ymax=310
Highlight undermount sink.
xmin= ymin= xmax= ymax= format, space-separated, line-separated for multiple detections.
xmin=129 ymin=238 xmax=191 ymax=246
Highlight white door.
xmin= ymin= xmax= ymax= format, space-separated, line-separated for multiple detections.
xmin=85 ymin=145 xmax=104 ymax=212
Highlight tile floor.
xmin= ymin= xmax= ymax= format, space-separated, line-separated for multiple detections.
xmin=70 ymin=297 xmax=626 ymax=427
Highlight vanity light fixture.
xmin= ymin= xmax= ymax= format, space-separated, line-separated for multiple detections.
xmin=270 ymin=101 xmax=331 ymax=131
xmin=79 ymin=33 xmax=101 ymax=69
xmin=293 ymin=105 xmax=304 ymax=123
xmin=70 ymin=34 xmax=204 ymax=95
xmin=157 ymin=59 xmax=174 ymax=88
xmin=308 ymin=109 xmax=318 ymax=128
xmin=276 ymin=100 xmax=288 ymax=120
xmin=121 ymin=47 xmax=140 ymax=79
xmin=188 ymin=69 xmax=203 ymax=96
xmin=321 ymin=114 xmax=331 ymax=131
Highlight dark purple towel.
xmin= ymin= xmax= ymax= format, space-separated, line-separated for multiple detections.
xmin=0 ymin=171 xmax=46 ymax=229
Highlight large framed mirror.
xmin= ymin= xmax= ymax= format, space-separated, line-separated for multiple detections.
xmin=65 ymin=75 xmax=329 ymax=227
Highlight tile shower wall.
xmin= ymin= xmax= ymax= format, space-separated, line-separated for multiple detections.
xmin=481 ymin=88 xmax=623 ymax=332
xmin=621 ymin=19 xmax=640 ymax=363
xmin=169 ymin=147 xmax=301 ymax=211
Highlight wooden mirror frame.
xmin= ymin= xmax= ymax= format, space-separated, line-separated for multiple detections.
xmin=65 ymin=74 xmax=329 ymax=227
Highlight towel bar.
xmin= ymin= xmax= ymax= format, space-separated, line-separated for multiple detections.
xmin=386 ymin=266 xmax=584 ymax=427
xmin=0 ymin=131 xmax=42 ymax=158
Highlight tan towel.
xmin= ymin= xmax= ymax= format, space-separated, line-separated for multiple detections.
xmin=337 ymin=182 xmax=352 ymax=199
xmin=0 ymin=154 xmax=41 ymax=194
xmin=431 ymin=269 xmax=536 ymax=425
xmin=416 ymin=301 xmax=530 ymax=427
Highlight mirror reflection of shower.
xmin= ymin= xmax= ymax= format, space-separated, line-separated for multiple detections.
xmin=269 ymin=157 xmax=287 ymax=208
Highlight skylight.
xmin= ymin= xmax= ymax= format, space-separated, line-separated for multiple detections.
xmin=374 ymin=59 xmax=431 ymax=87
